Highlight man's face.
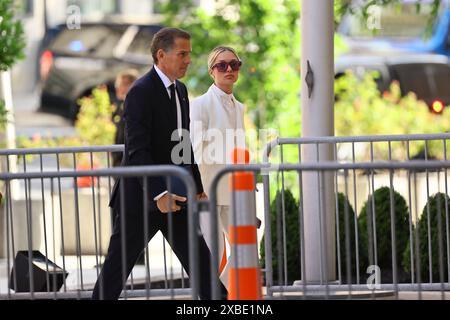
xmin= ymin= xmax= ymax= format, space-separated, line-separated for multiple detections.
xmin=157 ymin=38 xmax=192 ymax=81
xmin=115 ymin=78 xmax=133 ymax=101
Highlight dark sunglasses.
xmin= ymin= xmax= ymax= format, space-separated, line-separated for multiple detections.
xmin=212 ymin=60 xmax=242 ymax=72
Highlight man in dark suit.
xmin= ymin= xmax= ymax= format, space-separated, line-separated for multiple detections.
xmin=92 ymin=27 xmax=227 ymax=300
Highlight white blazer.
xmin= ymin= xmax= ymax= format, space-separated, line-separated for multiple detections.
xmin=190 ymin=84 xmax=246 ymax=205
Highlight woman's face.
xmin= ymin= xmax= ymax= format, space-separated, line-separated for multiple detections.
xmin=210 ymin=50 xmax=240 ymax=90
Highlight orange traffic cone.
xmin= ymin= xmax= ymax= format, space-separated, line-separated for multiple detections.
xmin=76 ymin=164 xmax=98 ymax=188
xmin=228 ymin=148 xmax=262 ymax=300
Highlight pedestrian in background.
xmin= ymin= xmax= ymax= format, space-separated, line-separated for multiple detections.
xmin=111 ymin=69 xmax=139 ymax=168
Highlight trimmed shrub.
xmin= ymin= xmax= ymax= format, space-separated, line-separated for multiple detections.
xmin=402 ymin=192 xmax=450 ymax=283
xmin=336 ymin=192 xmax=358 ymax=282
xmin=260 ymin=190 xmax=301 ymax=285
xmin=358 ymin=187 xmax=411 ymax=283
xmin=259 ymin=191 xmax=359 ymax=285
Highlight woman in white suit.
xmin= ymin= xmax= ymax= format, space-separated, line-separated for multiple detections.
xmin=190 ymin=46 xmax=245 ymax=289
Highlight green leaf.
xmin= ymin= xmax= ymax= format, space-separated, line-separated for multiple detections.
xmin=0 ymin=0 xmax=26 ymax=71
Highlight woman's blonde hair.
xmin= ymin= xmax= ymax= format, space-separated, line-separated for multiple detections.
xmin=207 ymin=46 xmax=240 ymax=75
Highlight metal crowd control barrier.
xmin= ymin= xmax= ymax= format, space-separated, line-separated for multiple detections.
xmin=0 ymin=145 xmax=124 ymax=170
xmin=263 ymin=133 xmax=450 ymax=164
xmin=0 ymin=145 xmax=123 ymax=229
xmin=259 ymin=133 xmax=450 ymax=299
xmin=4 ymin=136 xmax=450 ymax=300
xmin=0 ymin=158 xmax=204 ymax=300
xmin=209 ymin=160 xmax=450 ymax=300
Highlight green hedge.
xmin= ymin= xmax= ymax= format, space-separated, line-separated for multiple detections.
xmin=336 ymin=192 xmax=358 ymax=282
xmin=358 ymin=187 xmax=411 ymax=283
xmin=259 ymin=191 xmax=360 ymax=284
xmin=259 ymin=186 xmax=450 ymax=285
xmin=260 ymin=190 xmax=301 ymax=285
xmin=402 ymin=192 xmax=450 ymax=283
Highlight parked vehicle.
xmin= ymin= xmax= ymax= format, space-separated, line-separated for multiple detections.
xmin=38 ymin=20 xmax=162 ymax=119
xmin=335 ymin=52 xmax=450 ymax=113
xmin=338 ymin=0 xmax=450 ymax=57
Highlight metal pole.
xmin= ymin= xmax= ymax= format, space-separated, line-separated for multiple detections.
xmin=300 ymin=0 xmax=336 ymax=282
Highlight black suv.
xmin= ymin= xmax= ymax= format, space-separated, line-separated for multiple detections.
xmin=39 ymin=21 xmax=162 ymax=119
xmin=335 ymin=52 xmax=450 ymax=113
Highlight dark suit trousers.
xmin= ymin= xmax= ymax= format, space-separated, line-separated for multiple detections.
xmin=91 ymin=207 xmax=227 ymax=300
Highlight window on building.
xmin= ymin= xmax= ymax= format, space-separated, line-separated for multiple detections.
xmin=66 ymin=0 xmax=118 ymax=16
xmin=121 ymin=1 xmax=152 ymax=16
xmin=341 ymin=2 xmax=435 ymax=39
xmin=14 ymin=0 xmax=33 ymax=17
xmin=153 ymin=0 xmax=164 ymax=14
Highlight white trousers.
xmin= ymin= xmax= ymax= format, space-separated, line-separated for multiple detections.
xmin=199 ymin=205 xmax=230 ymax=290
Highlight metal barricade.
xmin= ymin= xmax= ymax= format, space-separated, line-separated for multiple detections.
xmin=208 ymin=160 xmax=450 ymax=300
xmin=4 ymin=135 xmax=450 ymax=300
xmin=0 ymin=161 xmax=203 ymax=300
xmin=258 ymin=133 xmax=450 ymax=299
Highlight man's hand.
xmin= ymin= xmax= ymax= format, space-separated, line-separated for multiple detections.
xmin=197 ymin=192 xmax=208 ymax=201
xmin=156 ymin=193 xmax=186 ymax=213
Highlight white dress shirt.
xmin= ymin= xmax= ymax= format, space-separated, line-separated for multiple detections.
xmin=190 ymin=84 xmax=246 ymax=205
xmin=154 ymin=65 xmax=183 ymax=138
xmin=153 ymin=65 xmax=183 ymax=201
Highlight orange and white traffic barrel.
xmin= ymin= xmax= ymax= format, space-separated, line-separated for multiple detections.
xmin=228 ymin=148 xmax=262 ymax=300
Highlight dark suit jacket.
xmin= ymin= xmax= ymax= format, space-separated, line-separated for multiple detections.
xmin=109 ymin=67 xmax=204 ymax=212
xmin=112 ymin=101 xmax=125 ymax=167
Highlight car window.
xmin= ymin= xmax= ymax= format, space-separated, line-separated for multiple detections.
xmin=50 ymin=25 xmax=127 ymax=58
xmin=391 ymin=63 xmax=450 ymax=103
xmin=126 ymin=27 xmax=159 ymax=57
xmin=122 ymin=26 xmax=161 ymax=64
xmin=431 ymin=65 xmax=450 ymax=99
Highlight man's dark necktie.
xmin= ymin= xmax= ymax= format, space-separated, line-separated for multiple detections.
xmin=169 ymin=84 xmax=178 ymax=130
xmin=169 ymin=84 xmax=187 ymax=161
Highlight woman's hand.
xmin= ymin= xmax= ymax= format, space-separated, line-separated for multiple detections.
xmin=197 ymin=192 xmax=208 ymax=200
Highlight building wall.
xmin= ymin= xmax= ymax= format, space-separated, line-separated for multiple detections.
xmin=11 ymin=0 xmax=46 ymax=94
